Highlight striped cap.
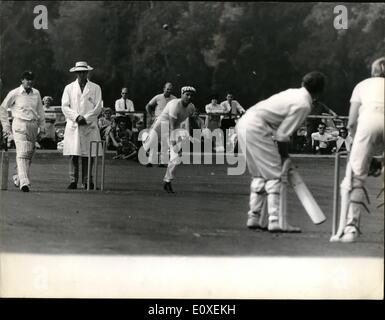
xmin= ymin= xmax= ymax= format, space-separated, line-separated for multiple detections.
xmin=181 ymin=86 xmax=196 ymax=94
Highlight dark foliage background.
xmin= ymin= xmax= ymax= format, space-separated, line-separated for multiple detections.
xmin=1 ymin=1 xmax=384 ymax=114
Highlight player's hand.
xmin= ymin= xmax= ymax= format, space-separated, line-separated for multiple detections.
xmin=76 ymin=115 xmax=87 ymax=125
xmin=2 ymin=129 xmax=12 ymax=139
xmin=277 ymin=141 xmax=289 ymax=164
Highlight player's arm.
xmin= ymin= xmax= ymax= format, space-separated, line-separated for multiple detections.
xmin=347 ymin=82 xmax=362 ymax=138
xmin=145 ymin=97 xmax=157 ymax=114
xmin=169 ymin=116 xmax=178 ymax=148
xmin=83 ymin=86 xmax=103 ymax=123
xmin=276 ymin=105 xmax=309 ymax=143
xmin=347 ymin=102 xmax=360 ymax=138
xmin=61 ymin=85 xmax=81 ymax=123
xmin=0 ymin=90 xmax=15 ymax=136
xmin=276 ymin=105 xmax=310 ymax=161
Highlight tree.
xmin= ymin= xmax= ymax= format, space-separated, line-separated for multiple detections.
xmin=292 ymin=3 xmax=385 ymax=114
xmin=0 ymin=1 xmax=61 ymax=100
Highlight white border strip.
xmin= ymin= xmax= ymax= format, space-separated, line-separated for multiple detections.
xmin=1 ymin=254 xmax=383 ymax=299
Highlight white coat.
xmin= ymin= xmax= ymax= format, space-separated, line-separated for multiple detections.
xmin=61 ymin=80 xmax=103 ymax=156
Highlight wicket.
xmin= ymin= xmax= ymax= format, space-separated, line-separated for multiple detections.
xmin=87 ymin=140 xmax=106 ymax=191
xmin=332 ymin=151 xmax=349 ymax=236
xmin=0 ymin=137 xmax=9 ymax=191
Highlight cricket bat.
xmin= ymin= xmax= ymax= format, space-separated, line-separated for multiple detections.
xmin=288 ymin=168 xmax=327 ymax=225
xmin=279 ymin=159 xmax=301 ymax=232
xmin=1 ymin=137 xmax=9 ymax=190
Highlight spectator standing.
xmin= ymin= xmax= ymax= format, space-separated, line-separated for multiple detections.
xmin=146 ymin=82 xmax=176 ymax=126
xmin=205 ymin=94 xmax=226 ymax=152
xmin=220 ymin=93 xmax=245 ymax=150
xmin=115 ymin=87 xmax=134 ymax=116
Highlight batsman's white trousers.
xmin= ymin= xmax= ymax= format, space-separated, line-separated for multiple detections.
xmin=349 ymin=113 xmax=384 ymax=182
xmin=340 ymin=112 xmax=384 ymax=228
xmin=236 ymin=115 xmax=282 ymax=220
xmin=12 ymin=118 xmax=38 ymax=188
xmin=236 ymin=115 xmax=282 ymax=179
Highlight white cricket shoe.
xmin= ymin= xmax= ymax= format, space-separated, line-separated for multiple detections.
xmin=340 ymin=226 xmax=359 ymax=243
xmin=268 ymin=218 xmax=281 ymax=232
xmin=12 ymin=174 xmax=20 ymax=188
xmin=247 ymin=212 xmax=261 ymax=229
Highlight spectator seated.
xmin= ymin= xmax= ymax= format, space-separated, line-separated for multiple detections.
xmin=109 ymin=116 xmax=137 ymax=160
xmin=331 ymin=127 xmax=353 ymax=153
xmin=311 ymin=122 xmax=335 ymax=154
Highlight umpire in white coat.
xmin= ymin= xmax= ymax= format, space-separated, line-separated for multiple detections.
xmin=61 ymin=61 xmax=103 ymax=189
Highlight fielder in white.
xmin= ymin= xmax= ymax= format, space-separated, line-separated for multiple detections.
xmin=331 ymin=57 xmax=385 ymax=243
xmin=236 ymin=72 xmax=326 ymax=231
xmin=145 ymin=82 xmax=177 ymax=166
xmin=0 ymin=71 xmax=46 ymax=192
xmin=142 ymin=86 xmax=196 ymax=193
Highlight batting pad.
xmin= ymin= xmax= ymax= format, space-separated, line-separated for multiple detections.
xmin=15 ymin=141 xmax=35 ymax=159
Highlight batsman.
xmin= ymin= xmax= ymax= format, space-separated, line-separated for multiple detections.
xmin=0 ymin=71 xmax=46 ymax=192
xmin=236 ymin=71 xmax=326 ymax=232
xmin=331 ymin=57 xmax=385 ymax=243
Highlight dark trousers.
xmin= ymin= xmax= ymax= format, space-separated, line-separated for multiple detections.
xmin=220 ymin=118 xmax=236 ymax=151
xmin=69 ymin=156 xmax=94 ymax=185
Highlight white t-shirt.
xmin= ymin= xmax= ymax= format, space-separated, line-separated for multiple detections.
xmin=311 ymin=132 xmax=334 ymax=149
xmin=148 ymin=94 xmax=177 ymax=117
xmin=220 ymin=100 xmax=245 ymax=117
xmin=152 ymin=98 xmax=196 ymax=135
xmin=350 ymin=77 xmax=384 ymax=119
xmin=244 ymin=87 xmax=312 ymax=142
xmin=205 ymin=103 xmax=227 ymax=114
